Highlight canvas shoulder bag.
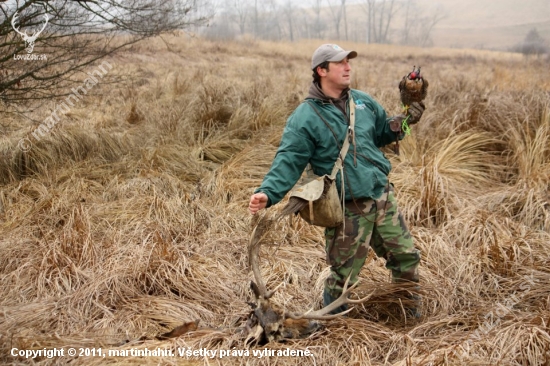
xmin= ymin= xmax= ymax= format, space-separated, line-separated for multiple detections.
xmin=288 ymin=96 xmax=356 ymax=228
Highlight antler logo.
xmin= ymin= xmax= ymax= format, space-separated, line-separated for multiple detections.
xmin=11 ymin=11 xmax=49 ymax=54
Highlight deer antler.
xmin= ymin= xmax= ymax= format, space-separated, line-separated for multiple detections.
xmin=31 ymin=13 xmax=49 ymax=39
xmin=245 ymin=214 xmax=377 ymax=343
xmin=285 ymin=275 xmax=372 ymax=320
xmin=248 ymin=215 xmax=371 ymax=322
xmin=11 ymin=11 xmax=28 ymax=38
xmin=248 ymin=216 xmax=283 ymax=300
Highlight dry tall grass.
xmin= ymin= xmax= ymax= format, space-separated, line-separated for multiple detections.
xmin=1 ymin=36 xmax=549 ymax=365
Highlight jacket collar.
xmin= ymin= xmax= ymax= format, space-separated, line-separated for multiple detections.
xmin=306 ymin=82 xmax=350 ymax=116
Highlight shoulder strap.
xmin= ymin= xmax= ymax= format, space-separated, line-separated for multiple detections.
xmin=330 ymin=96 xmax=355 ymax=179
xmin=304 ymin=95 xmax=356 ymax=180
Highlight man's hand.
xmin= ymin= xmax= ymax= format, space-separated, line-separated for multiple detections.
xmin=407 ymin=101 xmax=425 ymax=124
xmin=249 ymin=193 xmax=268 ymax=214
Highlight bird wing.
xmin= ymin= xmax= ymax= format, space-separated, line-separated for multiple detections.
xmin=398 ymin=76 xmax=407 ymax=92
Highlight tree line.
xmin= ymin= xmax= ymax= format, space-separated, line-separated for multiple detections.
xmin=204 ymin=0 xmax=446 ymax=47
xmin=2 ymin=0 xmax=546 ymax=114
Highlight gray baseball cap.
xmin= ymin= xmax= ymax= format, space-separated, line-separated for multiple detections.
xmin=311 ymin=44 xmax=358 ymax=70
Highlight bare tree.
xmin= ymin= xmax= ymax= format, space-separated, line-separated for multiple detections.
xmin=361 ymin=0 xmax=400 ymax=44
xmin=341 ymin=0 xmax=348 ymax=41
xmin=417 ymin=10 xmax=447 ymax=47
xmin=325 ymin=0 xmax=349 ymax=41
xmin=226 ymin=0 xmax=251 ymax=36
xmin=363 ymin=0 xmax=374 ymax=43
xmin=310 ymin=0 xmax=325 ymax=39
xmin=282 ymin=0 xmax=294 ymax=42
xmin=400 ymin=2 xmax=447 ymax=47
xmin=254 ymin=0 xmax=258 ymax=38
xmin=0 ymin=0 xmax=212 ymax=113
xmin=326 ymin=0 xmax=343 ymax=40
xmin=400 ymin=0 xmax=413 ymax=45
xmin=514 ymin=28 xmax=549 ymax=56
xmin=262 ymin=0 xmax=282 ymax=41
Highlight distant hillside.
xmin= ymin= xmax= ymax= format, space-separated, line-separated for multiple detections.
xmin=422 ymin=0 xmax=550 ymax=50
xmin=205 ymin=0 xmax=550 ymax=51
xmin=337 ymin=0 xmax=550 ymax=50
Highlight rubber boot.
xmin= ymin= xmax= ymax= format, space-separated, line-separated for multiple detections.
xmin=404 ymin=291 xmax=422 ymax=318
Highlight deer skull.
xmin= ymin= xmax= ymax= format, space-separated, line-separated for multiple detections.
xmin=245 ymin=215 xmax=371 ymax=344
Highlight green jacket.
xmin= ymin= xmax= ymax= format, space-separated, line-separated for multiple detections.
xmin=256 ymin=88 xmax=399 ymax=207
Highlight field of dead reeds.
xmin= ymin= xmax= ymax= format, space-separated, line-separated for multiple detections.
xmin=1 ymin=35 xmax=550 ymax=365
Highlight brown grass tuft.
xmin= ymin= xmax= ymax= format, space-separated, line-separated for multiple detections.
xmin=1 ymin=36 xmax=550 ymax=365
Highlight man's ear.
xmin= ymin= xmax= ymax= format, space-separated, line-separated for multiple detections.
xmin=316 ymin=66 xmax=328 ymax=77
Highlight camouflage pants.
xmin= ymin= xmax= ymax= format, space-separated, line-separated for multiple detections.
xmin=324 ymin=183 xmax=420 ymax=298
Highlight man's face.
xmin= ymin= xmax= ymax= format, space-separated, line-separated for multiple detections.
xmin=319 ymin=57 xmax=352 ymax=91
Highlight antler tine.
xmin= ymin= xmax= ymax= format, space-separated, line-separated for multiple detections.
xmin=285 ymin=275 xmax=371 ymax=320
xmin=11 ymin=12 xmax=27 ymax=37
xmin=34 ymin=14 xmax=49 ymax=36
xmin=248 ymin=223 xmax=268 ymax=298
xmin=248 ymin=216 xmax=282 ymax=300
xmin=265 ymin=282 xmax=284 ymax=299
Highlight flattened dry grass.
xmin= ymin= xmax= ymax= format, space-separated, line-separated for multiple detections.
xmin=1 ymin=36 xmax=550 ymax=365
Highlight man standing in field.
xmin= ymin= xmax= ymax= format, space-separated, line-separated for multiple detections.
xmin=248 ymin=44 xmax=424 ymax=317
